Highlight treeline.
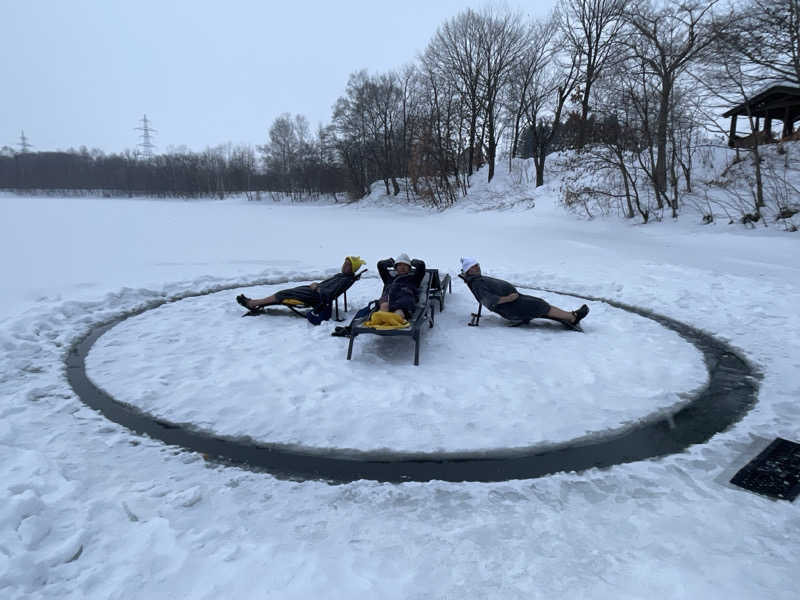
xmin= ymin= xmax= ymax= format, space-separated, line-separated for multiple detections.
xmin=321 ymin=0 xmax=800 ymax=217
xmin=0 ymin=143 xmax=348 ymax=199
xmin=3 ymin=0 xmax=797 ymax=220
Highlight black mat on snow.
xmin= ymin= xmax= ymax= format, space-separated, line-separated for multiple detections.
xmin=730 ymin=437 xmax=800 ymax=501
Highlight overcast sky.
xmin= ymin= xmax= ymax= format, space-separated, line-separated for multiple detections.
xmin=2 ymin=0 xmax=556 ymax=154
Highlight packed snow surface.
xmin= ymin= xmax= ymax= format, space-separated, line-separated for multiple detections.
xmin=1 ymin=178 xmax=799 ymax=599
xmin=86 ymin=283 xmax=705 ymax=453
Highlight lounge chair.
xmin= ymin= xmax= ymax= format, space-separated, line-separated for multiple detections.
xmin=242 ymin=268 xmax=366 ymax=322
xmin=345 ymin=268 xmax=451 ymax=366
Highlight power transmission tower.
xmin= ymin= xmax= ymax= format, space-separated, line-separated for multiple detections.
xmin=135 ymin=114 xmax=157 ymax=159
xmin=18 ymin=130 xmax=32 ymax=153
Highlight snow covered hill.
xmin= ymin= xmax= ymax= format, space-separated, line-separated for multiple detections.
xmin=359 ymin=143 xmax=800 ymax=233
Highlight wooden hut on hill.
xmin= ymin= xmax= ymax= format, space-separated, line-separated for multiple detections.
xmin=723 ymin=82 xmax=800 ymax=147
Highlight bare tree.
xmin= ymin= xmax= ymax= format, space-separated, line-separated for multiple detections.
xmin=720 ymin=0 xmax=800 ymax=84
xmin=229 ymin=145 xmax=257 ymax=198
xmin=695 ymin=21 xmax=771 ymax=221
xmin=398 ymin=64 xmax=422 ymax=199
xmin=522 ymin=18 xmax=582 ymax=187
xmin=261 ymin=113 xmax=298 ymax=191
xmin=428 ymin=10 xmax=486 ymax=178
xmin=561 ymin=58 xmax=653 ymax=222
xmin=557 ymin=0 xmax=626 ymax=148
xmin=331 ymin=71 xmax=377 ymax=198
xmin=478 ymin=7 xmax=531 ymax=182
xmin=415 ymin=50 xmax=462 ymax=206
xmin=622 ymin=0 xmax=719 ymax=206
xmin=363 ymin=72 xmax=404 ymax=195
xmin=503 ymin=20 xmax=552 ymax=166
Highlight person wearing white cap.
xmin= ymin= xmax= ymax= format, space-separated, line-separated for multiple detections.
xmin=460 ymin=257 xmax=479 ymax=274
xmin=460 ymin=257 xmax=589 ymax=328
xmin=376 ymin=253 xmax=427 ymax=317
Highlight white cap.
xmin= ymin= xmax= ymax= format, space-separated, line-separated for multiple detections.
xmin=394 ymin=253 xmax=411 ymax=266
xmin=460 ymin=257 xmax=478 ymax=273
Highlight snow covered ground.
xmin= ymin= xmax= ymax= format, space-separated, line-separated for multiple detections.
xmin=1 ymin=173 xmax=799 ymax=598
xmin=85 ymin=283 xmax=706 ymax=454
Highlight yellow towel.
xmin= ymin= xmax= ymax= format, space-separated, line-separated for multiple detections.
xmin=281 ymin=299 xmax=306 ymax=306
xmin=362 ymin=311 xmax=409 ymax=330
xmin=347 ymin=255 xmax=366 ymax=271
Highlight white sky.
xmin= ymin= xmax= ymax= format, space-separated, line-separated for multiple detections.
xmin=2 ymin=0 xmax=556 ymax=154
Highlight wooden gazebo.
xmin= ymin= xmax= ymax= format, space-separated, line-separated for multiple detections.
xmin=723 ymin=82 xmax=800 ymax=147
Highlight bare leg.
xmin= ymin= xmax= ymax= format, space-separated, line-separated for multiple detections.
xmin=379 ymin=301 xmax=406 ymax=318
xmin=244 ymin=294 xmax=277 ymax=310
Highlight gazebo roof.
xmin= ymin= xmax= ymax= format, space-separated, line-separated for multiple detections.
xmin=722 ymin=82 xmax=800 ymax=120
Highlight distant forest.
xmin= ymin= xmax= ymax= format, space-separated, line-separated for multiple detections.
xmin=3 ymin=0 xmax=797 ymax=221
xmin=0 ymin=145 xmax=347 ymax=200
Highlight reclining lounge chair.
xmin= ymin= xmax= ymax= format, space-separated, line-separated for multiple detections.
xmin=345 ymin=268 xmax=451 ymax=366
xmin=279 ymin=289 xmax=351 ymax=322
xmin=242 ymin=268 xmax=365 ymax=322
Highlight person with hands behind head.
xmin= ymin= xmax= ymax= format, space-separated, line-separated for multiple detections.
xmin=236 ymin=256 xmax=366 ymax=313
xmin=376 ymin=253 xmax=427 ymax=318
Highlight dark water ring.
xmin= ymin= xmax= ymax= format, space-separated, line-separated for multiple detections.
xmin=65 ymin=282 xmax=760 ymax=484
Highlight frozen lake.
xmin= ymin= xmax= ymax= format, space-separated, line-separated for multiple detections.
xmin=1 ymin=191 xmax=798 ymax=598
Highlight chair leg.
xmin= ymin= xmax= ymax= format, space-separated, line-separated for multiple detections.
xmin=414 ymin=333 xmax=420 ymax=366
xmin=287 ymin=306 xmax=307 ymax=318
xmin=347 ymin=334 xmax=355 ymax=360
xmin=468 ymin=302 xmax=482 ymax=326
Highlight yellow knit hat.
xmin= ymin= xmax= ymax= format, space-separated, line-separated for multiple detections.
xmin=347 ymin=256 xmax=366 ymax=271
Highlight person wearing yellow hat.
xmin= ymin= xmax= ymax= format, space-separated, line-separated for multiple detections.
xmin=345 ymin=255 xmax=366 ymax=271
xmin=236 ymin=256 xmax=366 ymax=318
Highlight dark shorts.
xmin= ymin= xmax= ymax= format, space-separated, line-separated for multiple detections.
xmin=274 ymin=286 xmax=321 ymax=307
xmin=386 ymin=284 xmax=417 ymax=317
xmin=495 ymin=294 xmax=550 ymax=321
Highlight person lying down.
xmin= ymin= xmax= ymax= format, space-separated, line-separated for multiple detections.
xmin=236 ymin=256 xmax=365 ymax=316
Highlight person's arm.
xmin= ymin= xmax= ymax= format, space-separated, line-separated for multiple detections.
xmin=309 ymin=274 xmax=333 ymax=291
xmin=492 ymin=278 xmax=518 ymax=304
xmin=497 ymin=292 xmax=519 ymax=304
xmin=410 ymin=259 xmax=426 ymax=287
xmin=377 ymin=259 xmax=394 ymax=284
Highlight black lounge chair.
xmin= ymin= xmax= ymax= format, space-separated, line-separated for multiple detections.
xmin=429 ymin=269 xmax=452 ymax=313
xmin=242 ymin=268 xmax=366 ymax=322
xmin=279 ymin=291 xmax=350 ymax=322
xmin=345 ymin=268 xmax=451 ymax=366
